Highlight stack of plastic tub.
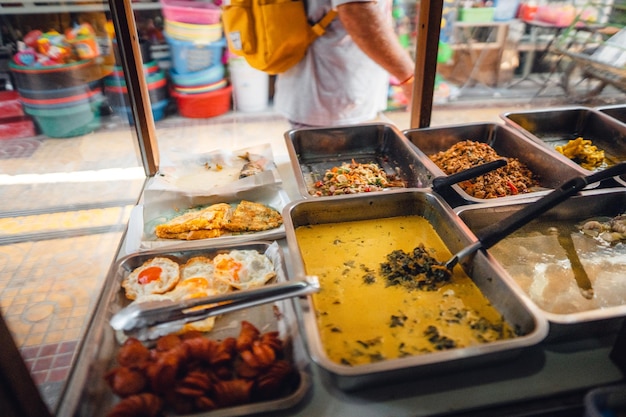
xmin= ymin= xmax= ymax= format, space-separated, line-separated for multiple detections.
xmin=9 ymin=58 xmax=105 ymax=138
xmin=104 ymin=61 xmax=170 ymax=123
xmin=162 ymin=0 xmax=232 ymax=118
xmin=0 ymin=90 xmax=36 ymax=140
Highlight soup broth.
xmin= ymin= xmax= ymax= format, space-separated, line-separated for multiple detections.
xmin=490 ymin=219 xmax=626 ymax=314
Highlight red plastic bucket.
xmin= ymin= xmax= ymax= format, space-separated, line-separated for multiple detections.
xmin=170 ymin=85 xmax=232 ymax=118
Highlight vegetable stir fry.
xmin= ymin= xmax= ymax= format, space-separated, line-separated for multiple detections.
xmin=310 ymin=160 xmax=406 ymax=196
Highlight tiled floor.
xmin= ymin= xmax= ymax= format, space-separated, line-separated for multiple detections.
xmin=0 ymin=84 xmax=623 ymax=414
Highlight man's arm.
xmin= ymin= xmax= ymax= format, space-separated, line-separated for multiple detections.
xmin=337 ymin=1 xmax=415 ymax=101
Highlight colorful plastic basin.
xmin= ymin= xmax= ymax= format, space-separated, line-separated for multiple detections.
xmin=169 ymin=63 xmax=225 ymax=87
xmin=24 ymin=98 xmax=103 ymax=138
xmin=164 ymin=19 xmax=223 ymax=43
xmin=170 ymin=84 xmax=232 ymax=118
xmin=21 ymin=90 xmax=104 ymax=110
xmin=17 ymin=81 xmax=102 ymax=100
xmin=113 ymin=98 xmax=170 ymax=124
xmin=160 ymin=0 xmax=221 ymax=24
xmin=165 ymin=35 xmax=225 ymax=75
xmin=109 ymin=61 xmax=161 ymax=78
xmin=9 ymin=59 xmax=106 ymax=90
xmin=173 ymin=78 xmax=227 ymax=94
xmin=104 ymin=70 xmax=166 ymax=87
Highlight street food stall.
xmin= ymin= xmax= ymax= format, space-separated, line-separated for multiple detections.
xmin=2 ymin=0 xmax=626 ymax=416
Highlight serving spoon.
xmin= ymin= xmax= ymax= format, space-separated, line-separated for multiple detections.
xmin=445 ymin=161 xmax=626 ymax=272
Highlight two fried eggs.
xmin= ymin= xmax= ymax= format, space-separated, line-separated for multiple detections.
xmin=121 ymin=251 xmax=276 ymax=333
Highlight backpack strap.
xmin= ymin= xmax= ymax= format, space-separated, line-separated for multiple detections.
xmin=311 ymin=9 xmax=338 ymax=37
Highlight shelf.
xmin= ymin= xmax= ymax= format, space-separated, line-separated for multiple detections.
xmin=0 ymin=0 xmax=161 ymax=14
xmin=451 ymin=42 xmax=506 ymax=50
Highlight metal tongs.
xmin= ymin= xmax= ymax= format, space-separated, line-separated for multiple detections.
xmin=110 ymin=276 xmax=320 ymax=341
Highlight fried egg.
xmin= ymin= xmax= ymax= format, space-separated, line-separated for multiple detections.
xmin=164 ymin=277 xmax=219 ymax=332
xmin=122 ymin=257 xmax=181 ymax=300
xmin=131 ymin=287 xmax=217 ymax=334
xmin=213 ymin=250 xmax=276 ymax=290
xmin=180 ymin=256 xmax=231 ymax=294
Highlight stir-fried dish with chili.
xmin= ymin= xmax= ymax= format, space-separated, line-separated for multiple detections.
xmin=310 ymin=160 xmax=406 ymax=196
xmin=429 ymin=140 xmax=538 ymax=199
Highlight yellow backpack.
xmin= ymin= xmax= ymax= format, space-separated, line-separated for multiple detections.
xmin=221 ymin=0 xmax=337 ymax=75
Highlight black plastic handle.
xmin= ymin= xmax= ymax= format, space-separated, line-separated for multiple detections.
xmin=431 ymin=159 xmax=507 ymax=191
xmin=476 ymin=161 xmax=626 ymax=250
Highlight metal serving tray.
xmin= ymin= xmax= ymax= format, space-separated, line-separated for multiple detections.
xmin=402 ymin=122 xmax=584 ymax=204
xmin=283 ymin=190 xmax=548 ymax=391
xmin=597 ymin=104 xmax=626 ymax=128
xmin=455 ymin=188 xmax=626 ymax=341
xmin=501 ymin=106 xmax=626 ymax=186
xmin=57 ymin=241 xmax=311 ymax=417
xmin=284 ymin=122 xmax=440 ymax=199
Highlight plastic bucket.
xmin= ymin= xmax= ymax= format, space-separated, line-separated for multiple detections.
xmin=160 ymin=0 xmax=221 ymax=24
xmin=17 ymin=82 xmax=100 ymax=100
xmin=170 ymin=64 xmax=225 ymax=87
xmin=112 ymin=98 xmax=169 ymax=124
xmin=9 ymin=59 xmax=106 ymax=90
xmin=165 ymin=35 xmax=225 ymax=75
xmin=164 ymin=19 xmax=222 ymax=43
xmin=170 ymin=84 xmax=232 ymax=118
xmin=173 ymin=78 xmax=227 ymax=94
xmin=24 ymin=98 xmax=102 ymax=138
xmin=104 ymin=70 xmax=166 ymax=87
xmin=109 ymin=61 xmax=161 ymax=78
xmin=104 ymin=77 xmax=169 ymax=107
xmin=20 ymin=90 xmax=103 ymax=110
xmin=228 ymin=58 xmax=269 ymax=112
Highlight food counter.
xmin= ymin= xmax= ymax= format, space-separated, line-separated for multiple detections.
xmin=58 ymin=118 xmax=626 ymax=417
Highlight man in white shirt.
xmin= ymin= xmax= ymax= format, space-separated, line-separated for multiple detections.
xmin=274 ymin=0 xmax=416 ymax=128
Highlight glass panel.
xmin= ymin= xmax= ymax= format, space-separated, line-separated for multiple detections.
xmin=1 ymin=0 xmax=625 ymax=413
xmin=431 ymin=0 xmax=626 ymax=106
xmin=0 ymin=2 xmax=149 ymax=412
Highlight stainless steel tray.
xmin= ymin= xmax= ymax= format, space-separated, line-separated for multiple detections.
xmin=500 ymin=106 xmax=626 ymax=186
xmin=283 ymin=190 xmax=548 ymax=391
xmin=402 ymin=122 xmax=584 ymax=204
xmin=57 ymin=241 xmax=311 ymax=417
xmin=596 ymin=104 xmax=626 ymax=128
xmin=284 ymin=122 xmax=440 ymax=199
xmin=455 ymin=188 xmax=626 ymax=341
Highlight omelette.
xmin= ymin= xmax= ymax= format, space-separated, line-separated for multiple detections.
xmin=155 ymin=203 xmax=231 ymax=240
xmin=155 ymin=201 xmax=282 ymax=240
xmin=224 ymin=200 xmax=283 ymax=232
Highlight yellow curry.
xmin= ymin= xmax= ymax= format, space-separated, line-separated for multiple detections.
xmin=295 ymin=215 xmax=517 ymax=366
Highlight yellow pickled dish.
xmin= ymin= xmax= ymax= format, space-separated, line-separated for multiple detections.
xmin=295 ymin=215 xmax=517 ymax=366
xmin=555 ymin=137 xmax=606 ymax=170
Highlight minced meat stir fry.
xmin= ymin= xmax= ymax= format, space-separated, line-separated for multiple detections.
xmin=429 ymin=140 xmax=538 ymax=199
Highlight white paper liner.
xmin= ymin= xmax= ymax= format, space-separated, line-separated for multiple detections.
xmin=147 ymin=143 xmax=282 ymax=193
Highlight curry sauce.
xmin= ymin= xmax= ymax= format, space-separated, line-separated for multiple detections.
xmin=295 ymin=215 xmax=517 ymax=366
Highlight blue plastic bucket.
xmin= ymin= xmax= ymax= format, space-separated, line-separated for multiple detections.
xmin=165 ymin=35 xmax=225 ymax=74
xmin=169 ymin=64 xmax=225 ymax=87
